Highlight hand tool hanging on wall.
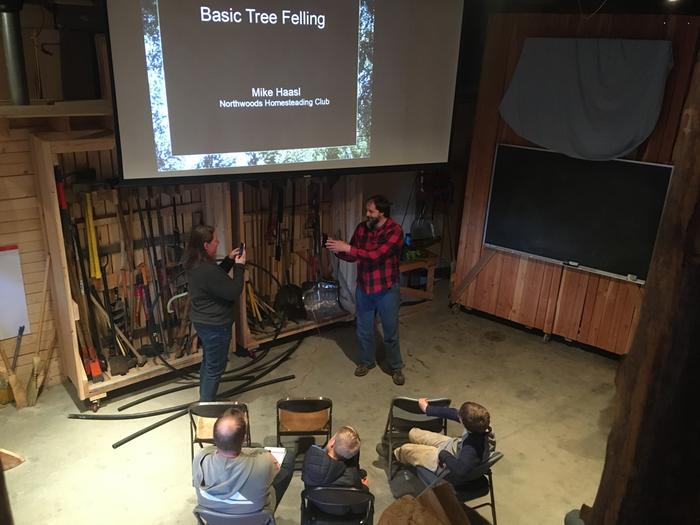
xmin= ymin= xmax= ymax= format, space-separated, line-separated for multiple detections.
xmin=75 ymin=320 xmax=103 ymax=382
xmin=10 ymin=325 xmax=24 ymax=372
xmin=111 ymin=291 xmax=127 ymax=336
xmin=145 ymin=190 xmax=171 ymax=342
xmin=90 ymin=295 xmax=147 ymax=367
xmin=153 ymin=189 xmax=180 ymax=333
xmin=97 ymin=254 xmax=134 ymax=375
xmin=275 ymin=183 xmax=284 ymax=262
xmin=274 ymin=182 xmax=305 ymax=322
xmin=136 ymin=191 xmax=169 ymax=350
xmin=151 ymin=189 xmax=173 ymax=317
xmin=136 ymin=264 xmax=164 ymax=356
xmin=306 ymin=181 xmax=322 ymax=282
xmin=54 ymin=165 xmax=103 ymax=381
xmin=84 ymin=192 xmax=101 ymax=280
xmin=71 ymin=218 xmax=109 ymax=374
xmin=114 ymin=189 xmax=135 ymax=337
xmin=290 ymin=178 xmax=296 ymax=266
xmin=266 ymin=183 xmax=276 ymax=244
xmin=170 ymin=192 xmax=183 ymax=263
xmin=168 ymin=293 xmax=191 ymax=358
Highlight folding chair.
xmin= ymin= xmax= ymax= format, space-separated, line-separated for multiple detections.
xmin=189 ymin=401 xmax=251 ymax=460
xmin=193 ymin=506 xmax=275 ymax=525
xmin=417 ymin=451 xmax=504 ymax=525
xmin=276 ymin=397 xmax=332 ymax=469
xmin=453 ymin=451 xmax=503 ymax=525
xmin=300 ymin=487 xmax=374 ymax=525
xmin=382 ymin=396 xmax=451 ymax=479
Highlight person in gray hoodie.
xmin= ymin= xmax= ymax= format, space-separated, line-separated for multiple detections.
xmin=193 ymin=409 xmax=294 ymax=516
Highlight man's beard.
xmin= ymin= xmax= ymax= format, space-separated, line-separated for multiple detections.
xmin=366 ymin=217 xmax=379 ymax=230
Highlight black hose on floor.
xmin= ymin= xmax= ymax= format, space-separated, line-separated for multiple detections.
xmin=114 ymin=343 xmax=291 ymax=411
xmin=111 ymin=375 xmax=295 ymax=449
xmin=115 ymin=347 xmax=271 ymax=412
xmin=69 ymin=338 xmax=302 ymax=421
xmin=113 ymin=373 xmax=258 ymax=412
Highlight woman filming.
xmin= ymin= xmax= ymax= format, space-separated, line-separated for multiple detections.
xmin=184 ymin=225 xmax=245 ymax=401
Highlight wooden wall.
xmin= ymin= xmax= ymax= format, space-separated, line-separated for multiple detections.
xmin=452 ymin=14 xmax=700 ymax=354
xmin=0 ymin=124 xmax=62 ymax=388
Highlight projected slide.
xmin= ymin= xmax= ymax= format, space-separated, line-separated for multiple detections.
xmin=141 ymin=0 xmax=374 ymax=172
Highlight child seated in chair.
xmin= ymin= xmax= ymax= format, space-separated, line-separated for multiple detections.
xmin=302 ymin=425 xmax=368 ymax=491
xmin=392 ymin=399 xmax=496 ymax=486
xmin=302 ymin=426 xmax=370 ymax=515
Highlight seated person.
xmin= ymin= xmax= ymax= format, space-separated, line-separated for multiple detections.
xmin=192 ymin=408 xmax=295 ymax=515
xmin=392 ymin=399 xmax=496 ymax=486
xmin=302 ymin=426 xmax=369 ymax=514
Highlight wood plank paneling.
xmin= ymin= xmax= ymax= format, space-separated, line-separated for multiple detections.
xmin=0 ymin=174 xmax=35 ymax=199
xmin=494 ymin=252 xmax=520 ymax=320
xmin=552 ymin=269 xmax=590 ymax=339
xmin=0 ymin=131 xmax=63 ymax=393
xmin=451 ymin=14 xmax=699 ymax=354
xmin=0 ymin=140 xmax=30 ymax=153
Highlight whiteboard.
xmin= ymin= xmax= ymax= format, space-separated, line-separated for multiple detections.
xmin=0 ymin=245 xmax=31 ymax=340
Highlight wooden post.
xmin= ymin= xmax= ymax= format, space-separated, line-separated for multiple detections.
xmin=588 ymin=52 xmax=700 ymax=524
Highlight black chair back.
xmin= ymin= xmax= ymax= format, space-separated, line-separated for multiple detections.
xmin=383 ymin=397 xmax=451 ymax=479
xmin=388 ymin=397 xmax=452 ymax=436
xmin=276 ymin=397 xmax=333 ymax=440
xmin=193 ymin=505 xmax=274 ymax=524
xmin=276 ymin=397 xmax=332 ymax=468
xmin=301 ymin=487 xmax=374 ymax=524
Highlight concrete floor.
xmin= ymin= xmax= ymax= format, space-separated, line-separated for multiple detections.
xmin=2 ymin=282 xmax=618 ymax=525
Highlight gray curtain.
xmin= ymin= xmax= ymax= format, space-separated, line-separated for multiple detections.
xmin=500 ymin=38 xmax=673 ymax=160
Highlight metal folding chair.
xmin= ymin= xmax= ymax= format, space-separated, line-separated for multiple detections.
xmin=300 ymin=486 xmax=374 ymax=525
xmin=189 ymin=401 xmax=251 ymax=460
xmin=382 ymin=396 xmax=451 ymax=479
xmin=193 ymin=506 xmax=275 ymax=525
xmin=276 ymin=397 xmax=332 ymax=469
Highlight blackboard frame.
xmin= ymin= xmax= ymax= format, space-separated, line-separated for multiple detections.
xmin=483 ymin=144 xmax=673 ymax=284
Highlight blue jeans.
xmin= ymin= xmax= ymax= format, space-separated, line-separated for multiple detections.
xmin=355 ymin=284 xmax=403 ymax=371
xmin=194 ymin=322 xmax=232 ymax=401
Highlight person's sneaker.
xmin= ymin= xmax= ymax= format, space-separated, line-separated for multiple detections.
xmin=376 ymin=442 xmax=389 ymax=458
xmin=392 ymin=369 xmax=405 ymax=385
xmin=354 ymin=363 xmax=376 ymax=377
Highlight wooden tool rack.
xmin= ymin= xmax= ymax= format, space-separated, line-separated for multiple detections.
xmin=30 ymin=130 xmax=230 ymax=408
xmin=28 ymin=135 xmax=363 ymax=404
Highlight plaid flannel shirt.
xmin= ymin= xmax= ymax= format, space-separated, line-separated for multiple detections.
xmin=335 ymin=218 xmax=404 ymax=294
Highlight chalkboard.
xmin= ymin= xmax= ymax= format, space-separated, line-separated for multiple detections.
xmin=484 ymin=144 xmax=672 ymax=281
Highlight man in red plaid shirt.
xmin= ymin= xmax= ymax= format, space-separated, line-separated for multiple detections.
xmin=326 ymin=195 xmax=406 ymax=385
